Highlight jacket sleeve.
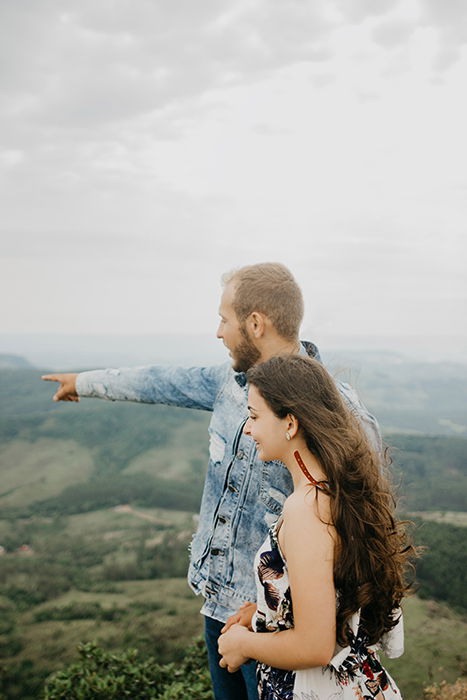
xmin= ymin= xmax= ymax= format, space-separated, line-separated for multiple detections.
xmin=337 ymin=381 xmax=383 ymax=453
xmin=75 ymin=363 xmax=229 ymax=411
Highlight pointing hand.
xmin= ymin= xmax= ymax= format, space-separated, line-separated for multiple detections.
xmin=41 ymin=373 xmax=79 ymax=402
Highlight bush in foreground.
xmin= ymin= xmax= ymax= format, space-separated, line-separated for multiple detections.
xmin=43 ymin=639 xmax=213 ymax=700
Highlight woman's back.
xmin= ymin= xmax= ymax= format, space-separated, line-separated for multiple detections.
xmin=253 ymin=506 xmax=403 ymax=700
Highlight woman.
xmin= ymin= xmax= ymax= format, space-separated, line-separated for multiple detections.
xmin=218 ymin=355 xmax=413 ymax=699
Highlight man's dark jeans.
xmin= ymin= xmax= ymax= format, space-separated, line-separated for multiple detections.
xmin=204 ymin=615 xmax=259 ymax=700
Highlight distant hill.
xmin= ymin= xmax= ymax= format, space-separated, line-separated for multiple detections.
xmin=324 ymin=351 xmax=467 ymax=436
xmin=2 ymin=347 xmax=467 ymax=436
xmin=1 ymin=335 xmax=466 ymax=436
xmin=0 ymin=354 xmax=33 ymax=369
xmin=1 ymin=364 xmax=466 ymax=516
xmin=1 ymin=332 xmax=466 ymax=367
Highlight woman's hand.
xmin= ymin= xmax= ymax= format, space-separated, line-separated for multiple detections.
xmin=221 ymin=601 xmax=257 ymax=633
xmin=218 ymin=623 xmax=251 ymax=673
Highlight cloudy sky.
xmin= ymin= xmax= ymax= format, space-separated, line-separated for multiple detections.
xmin=1 ymin=0 xmax=466 ymax=353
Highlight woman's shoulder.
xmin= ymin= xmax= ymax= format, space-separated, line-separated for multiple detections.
xmin=282 ymin=487 xmax=333 ymax=535
xmin=282 ymin=489 xmax=311 ymax=514
xmin=283 ymin=484 xmax=331 ymax=516
xmin=279 ymin=489 xmax=336 ymax=565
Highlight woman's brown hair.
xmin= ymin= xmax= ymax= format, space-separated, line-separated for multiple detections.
xmin=247 ymin=355 xmax=415 ymax=647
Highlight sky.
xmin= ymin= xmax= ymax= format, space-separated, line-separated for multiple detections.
xmin=1 ymin=0 xmax=466 ymax=354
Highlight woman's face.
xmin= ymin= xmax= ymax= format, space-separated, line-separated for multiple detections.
xmin=244 ymin=384 xmax=287 ymax=462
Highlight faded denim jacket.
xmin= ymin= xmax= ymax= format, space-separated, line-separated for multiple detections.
xmin=76 ymin=342 xmax=381 ymax=623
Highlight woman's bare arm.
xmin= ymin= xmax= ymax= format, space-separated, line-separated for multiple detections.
xmin=219 ymin=490 xmax=336 ymax=671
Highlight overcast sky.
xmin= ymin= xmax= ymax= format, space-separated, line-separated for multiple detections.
xmin=1 ymin=0 xmax=466 ymax=351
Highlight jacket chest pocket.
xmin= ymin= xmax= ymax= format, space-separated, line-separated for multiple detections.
xmin=259 ymin=460 xmax=290 ymax=515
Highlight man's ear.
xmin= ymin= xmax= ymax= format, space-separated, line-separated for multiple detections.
xmin=286 ymin=414 xmax=299 ymax=439
xmin=247 ymin=311 xmax=266 ymax=338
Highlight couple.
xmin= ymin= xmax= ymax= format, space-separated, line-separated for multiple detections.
xmin=44 ymin=263 xmax=411 ymax=699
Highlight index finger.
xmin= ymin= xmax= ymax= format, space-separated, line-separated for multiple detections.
xmin=41 ymin=375 xmax=59 ymax=382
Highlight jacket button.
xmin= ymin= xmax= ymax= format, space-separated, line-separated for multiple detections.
xmin=211 ymin=548 xmax=223 ymax=556
xmin=236 ymin=449 xmax=244 ymax=459
xmin=218 ymin=515 xmax=227 ymax=524
xmin=228 ymin=484 xmax=238 ymax=493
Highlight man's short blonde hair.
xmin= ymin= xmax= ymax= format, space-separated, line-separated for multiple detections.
xmin=222 ymin=262 xmax=304 ymax=340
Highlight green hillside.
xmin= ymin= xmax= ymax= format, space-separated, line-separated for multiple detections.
xmin=0 ymin=439 xmax=94 ymax=507
xmin=2 ymin=589 xmax=466 ymax=700
xmin=1 ymin=366 xmax=466 ymax=698
xmin=387 ymin=433 xmax=467 ymax=512
xmin=382 ymin=596 xmax=467 ymax=699
xmin=1 ymin=368 xmax=466 ymax=516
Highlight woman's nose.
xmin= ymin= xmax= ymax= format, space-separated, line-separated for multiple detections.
xmin=243 ymin=419 xmax=251 ymax=435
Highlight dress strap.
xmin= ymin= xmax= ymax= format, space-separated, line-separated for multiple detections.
xmin=294 ymin=450 xmax=331 ymax=494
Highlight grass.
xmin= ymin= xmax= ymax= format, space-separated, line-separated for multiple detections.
xmin=13 ymin=578 xmax=204 ymax=672
xmin=382 ymin=596 xmax=467 ymax=699
xmin=1 ymin=424 xmax=465 ymax=697
xmin=11 ymin=585 xmax=467 ymax=696
xmin=65 ymin=506 xmax=194 ymax=535
xmin=124 ymin=419 xmax=208 ymax=480
xmin=407 ymin=511 xmax=467 ymax=527
xmin=0 ymin=438 xmax=93 ymax=507
xmin=3 ymin=577 xmax=467 ymax=699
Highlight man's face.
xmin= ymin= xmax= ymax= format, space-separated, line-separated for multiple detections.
xmin=216 ymin=283 xmax=261 ymax=373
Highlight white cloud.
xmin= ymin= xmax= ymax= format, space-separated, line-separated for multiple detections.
xmin=0 ymin=0 xmax=335 ymax=137
xmin=0 ymin=149 xmax=24 ymax=167
xmin=0 ymin=0 xmax=466 ymax=342
xmin=372 ymin=20 xmax=416 ymax=48
xmin=418 ymin=0 xmax=467 ymax=72
xmin=333 ymin=0 xmax=397 ymax=24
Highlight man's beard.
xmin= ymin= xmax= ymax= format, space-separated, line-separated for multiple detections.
xmin=231 ymin=326 xmax=261 ymax=373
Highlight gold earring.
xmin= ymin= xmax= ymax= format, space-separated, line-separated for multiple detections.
xmin=285 ymin=432 xmax=291 ymax=441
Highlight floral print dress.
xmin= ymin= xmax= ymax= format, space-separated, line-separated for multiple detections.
xmin=252 ymin=516 xmax=404 ymax=700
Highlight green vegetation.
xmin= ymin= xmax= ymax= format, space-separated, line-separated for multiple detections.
xmin=0 ymin=578 xmax=204 ymax=699
xmin=42 ymin=639 xmax=213 ymax=700
xmin=382 ymin=596 xmax=467 ymax=699
xmin=388 ymin=434 xmax=467 ymax=512
xmin=2 ymin=595 xmax=466 ymax=700
xmin=0 ymin=366 xmax=466 ymax=698
xmin=411 ymin=519 xmax=467 ymax=613
xmin=0 ymin=439 xmax=94 ymax=507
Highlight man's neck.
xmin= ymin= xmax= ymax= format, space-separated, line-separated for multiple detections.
xmin=258 ymin=337 xmax=301 ymax=364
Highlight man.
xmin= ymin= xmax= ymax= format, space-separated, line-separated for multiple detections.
xmin=43 ymin=262 xmax=380 ymax=700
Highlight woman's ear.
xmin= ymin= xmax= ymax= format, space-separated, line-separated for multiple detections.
xmin=286 ymin=414 xmax=299 ymax=439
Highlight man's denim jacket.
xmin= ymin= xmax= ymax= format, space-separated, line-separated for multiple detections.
xmin=76 ymin=342 xmax=381 ymax=623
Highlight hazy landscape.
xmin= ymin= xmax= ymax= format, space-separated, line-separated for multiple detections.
xmin=3 ymin=0 xmax=467 ymax=696
xmin=0 ymin=338 xmax=466 ymax=698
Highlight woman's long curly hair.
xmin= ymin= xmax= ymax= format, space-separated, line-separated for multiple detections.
xmin=246 ymin=355 xmax=415 ymax=647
